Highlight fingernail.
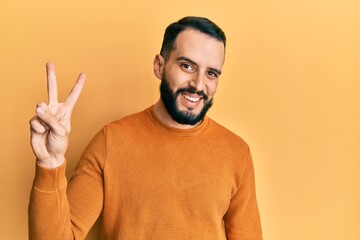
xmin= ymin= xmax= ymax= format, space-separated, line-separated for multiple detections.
xmin=36 ymin=107 xmax=45 ymax=116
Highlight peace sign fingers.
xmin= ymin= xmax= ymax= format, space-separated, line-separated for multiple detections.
xmin=46 ymin=62 xmax=86 ymax=113
xmin=29 ymin=62 xmax=87 ymax=168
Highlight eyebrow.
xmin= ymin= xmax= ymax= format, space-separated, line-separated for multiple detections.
xmin=176 ymin=56 xmax=222 ymax=75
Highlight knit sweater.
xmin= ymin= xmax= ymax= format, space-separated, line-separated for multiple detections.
xmin=29 ymin=106 xmax=262 ymax=239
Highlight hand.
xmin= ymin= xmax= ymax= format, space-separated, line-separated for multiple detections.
xmin=29 ymin=63 xmax=86 ymax=168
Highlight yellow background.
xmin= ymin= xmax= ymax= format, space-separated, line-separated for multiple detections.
xmin=1 ymin=0 xmax=359 ymax=239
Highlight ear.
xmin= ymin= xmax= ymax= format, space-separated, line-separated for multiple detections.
xmin=153 ymin=54 xmax=165 ymax=80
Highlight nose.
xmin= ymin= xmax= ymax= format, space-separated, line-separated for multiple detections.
xmin=189 ymin=72 xmax=205 ymax=92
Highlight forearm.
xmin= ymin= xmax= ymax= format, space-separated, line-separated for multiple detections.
xmin=28 ymin=163 xmax=74 ymax=240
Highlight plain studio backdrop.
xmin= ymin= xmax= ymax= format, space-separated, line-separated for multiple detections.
xmin=0 ymin=0 xmax=359 ymax=239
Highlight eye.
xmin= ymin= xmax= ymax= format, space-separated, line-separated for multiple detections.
xmin=180 ymin=63 xmax=195 ymax=72
xmin=207 ymin=71 xmax=218 ymax=79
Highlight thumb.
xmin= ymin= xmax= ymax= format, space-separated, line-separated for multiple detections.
xmin=36 ymin=103 xmax=67 ymax=137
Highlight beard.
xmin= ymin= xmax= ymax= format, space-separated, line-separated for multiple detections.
xmin=160 ymin=74 xmax=213 ymax=125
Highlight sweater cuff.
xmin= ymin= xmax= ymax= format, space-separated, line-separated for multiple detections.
xmin=33 ymin=162 xmax=67 ymax=192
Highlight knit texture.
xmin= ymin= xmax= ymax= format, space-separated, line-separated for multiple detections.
xmin=29 ymin=106 xmax=262 ymax=239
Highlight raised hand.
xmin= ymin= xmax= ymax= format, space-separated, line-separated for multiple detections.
xmin=29 ymin=63 xmax=86 ymax=168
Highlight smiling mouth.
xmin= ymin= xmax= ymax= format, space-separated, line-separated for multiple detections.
xmin=181 ymin=93 xmax=202 ymax=103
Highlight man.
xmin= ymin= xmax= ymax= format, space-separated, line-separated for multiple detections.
xmin=29 ymin=16 xmax=262 ymax=239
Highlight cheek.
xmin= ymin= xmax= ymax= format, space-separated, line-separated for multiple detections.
xmin=206 ymin=81 xmax=218 ymax=98
xmin=168 ymin=71 xmax=191 ymax=89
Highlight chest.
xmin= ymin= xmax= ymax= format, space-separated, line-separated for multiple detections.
xmin=103 ymin=135 xmax=240 ymax=219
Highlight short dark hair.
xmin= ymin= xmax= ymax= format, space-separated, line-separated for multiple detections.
xmin=160 ymin=16 xmax=226 ymax=61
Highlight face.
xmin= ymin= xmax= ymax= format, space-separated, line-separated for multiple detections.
xmin=159 ymin=74 xmax=213 ymax=125
xmin=154 ymin=29 xmax=225 ymax=125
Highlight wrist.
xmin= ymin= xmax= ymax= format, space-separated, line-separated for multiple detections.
xmin=36 ymin=156 xmax=65 ymax=169
xmin=33 ymin=161 xmax=67 ymax=192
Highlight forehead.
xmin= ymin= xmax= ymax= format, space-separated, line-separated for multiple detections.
xmin=171 ymin=29 xmax=225 ymax=68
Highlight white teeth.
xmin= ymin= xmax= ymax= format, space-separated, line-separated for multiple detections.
xmin=182 ymin=93 xmax=200 ymax=102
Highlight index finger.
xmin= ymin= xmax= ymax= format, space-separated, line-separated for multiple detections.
xmin=46 ymin=62 xmax=58 ymax=104
xmin=65 ymin=72 xmax=86 ymax=110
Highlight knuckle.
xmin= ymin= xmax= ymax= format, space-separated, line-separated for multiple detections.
xmin=59 ymin=128 xmax=68 ymax=137
xmin=37 ymin=102 xmax=46 ymax=108
xmin=29 ymin=116 xmax=37 ymax=126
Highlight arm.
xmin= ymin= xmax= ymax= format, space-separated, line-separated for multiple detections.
xmin=28 ymin=63 xmax=101 ymax=239
xmin=29 ymin=129 xmax=106 ymax=240
xmin=223 ymin=149 xmax=263 ymax=240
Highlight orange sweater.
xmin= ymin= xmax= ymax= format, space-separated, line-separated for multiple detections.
xmin=29 ymin=106 xmax=262 ymax=239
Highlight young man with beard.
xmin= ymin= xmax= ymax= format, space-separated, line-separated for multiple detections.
xmin=29 ymin=17 xmax=263 ymax=239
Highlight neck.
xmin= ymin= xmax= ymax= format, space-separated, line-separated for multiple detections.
xmin=152 ymin=99 xmax=202 ymax=129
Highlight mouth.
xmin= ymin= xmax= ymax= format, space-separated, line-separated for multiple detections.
xmin=181 ymin=92 xmax=202 ymax=103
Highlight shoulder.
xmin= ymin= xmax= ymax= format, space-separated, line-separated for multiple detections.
xmin=104 ymin=108 xmax=150 ymax=132
xmin=96 ymin=108 xmax=155 ymax=145
xmin=204 ymin=117 xmax=251 ymax=164
xmin=207 ymin=118 xmax=249 ymax=149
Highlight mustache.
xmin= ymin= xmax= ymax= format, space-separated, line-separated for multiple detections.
xmin=175 ymin=88 xmax=209 ymax=101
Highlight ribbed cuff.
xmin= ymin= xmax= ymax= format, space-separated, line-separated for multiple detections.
xmin=33 ymin=162 xmax=67 ymax=192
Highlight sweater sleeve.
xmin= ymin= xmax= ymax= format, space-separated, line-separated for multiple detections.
xmin=28 ymin=128 xmax=107 ymax=240
xmin=223 ymin=149 xmax=263 ymax=240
